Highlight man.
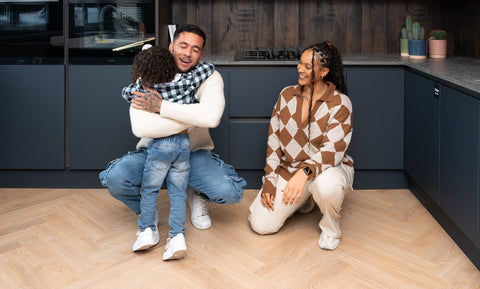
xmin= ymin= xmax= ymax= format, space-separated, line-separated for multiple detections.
xmin=99 ymin=24 xmax=247 ymax=253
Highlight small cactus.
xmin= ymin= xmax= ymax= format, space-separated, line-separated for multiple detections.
xmin=430 ymin=29 xmax=447 ymax=40
xmin=406 ymin=16 xmax=412 ymax=33
xmin=402 ymin=27 xmax=407 ymax=39
xmin=410 ymin=21 xmax=425 ymax=40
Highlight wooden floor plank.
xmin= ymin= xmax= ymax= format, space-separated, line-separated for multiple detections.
xmin=0 ymin=188 xmax=478 ymax=289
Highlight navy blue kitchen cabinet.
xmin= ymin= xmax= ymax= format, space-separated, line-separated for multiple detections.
xmin=439 ymin=85 xmax=479 ymax=249
xmin=229 ymin=67 xmax=299 ymax=117
xmin=346 ymin=67 xmax=404 ymax=169
xmin=0 ymin=65 xmax=64 ymax=169
xmin=345 ymin=67 xmax=406 ymax=189
xmin=223 ymin=67 xmax=298 ymax=188
xmin=404 ymin=71 xmax=440 ymax=202
xmin=68 ymin=65 xmax=138 ymax=169
xmin=405 ymin=71 xmax=480 ymax=251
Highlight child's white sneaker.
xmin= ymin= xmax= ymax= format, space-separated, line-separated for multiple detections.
xmin=132 ymin=227 xmax=159 ymax=252
xmin=163 ymin=233 xmax=187 ymax=261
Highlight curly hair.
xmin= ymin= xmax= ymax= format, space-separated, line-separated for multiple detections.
xmin=131 ymin=46 xmax=177 ymax=87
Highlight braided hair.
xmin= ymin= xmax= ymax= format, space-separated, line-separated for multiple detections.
xmin=131 ymin=46 xmax=177 ymax=88
xmin=302 ymin=40 xmax=347 ymax=138
xmin=305 ymin=40 xmax=347 ymax=96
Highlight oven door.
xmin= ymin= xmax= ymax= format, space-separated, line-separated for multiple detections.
xmin=0 ymin=0 xmax=63 ymax=64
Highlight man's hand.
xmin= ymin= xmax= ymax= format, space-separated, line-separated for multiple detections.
xmin=131 ymin=87 xmax=162 ymax=113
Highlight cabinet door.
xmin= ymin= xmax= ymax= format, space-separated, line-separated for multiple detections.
xmin=440 ymin=86 xmax=479 ymax=247
xmin=69 ymin=65 xmax=138 ymax=169
xmin=229 ymin=67 xmax=298 ymax=117
xmin=0 ymin=65 xmax=64 ymax=169
xmin=346 ymin=68 xmax=404 ymax=170
xmin=404 ymin=71 xmax=440 ymax=202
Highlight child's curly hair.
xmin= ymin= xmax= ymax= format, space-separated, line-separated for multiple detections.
xmin=131 ymin=46 xmax=177 ymax=87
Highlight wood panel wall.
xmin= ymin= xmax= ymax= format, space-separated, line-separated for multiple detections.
xmin=170 ymin=0 xmax=480 ymax=60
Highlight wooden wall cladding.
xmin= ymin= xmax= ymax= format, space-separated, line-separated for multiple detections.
xmin=171 ymin=0 xmax=480 ymax=60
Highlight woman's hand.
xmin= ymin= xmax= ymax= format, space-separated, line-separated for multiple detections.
xmin=261 ymin=190 xmax=275 ymax=211
xmin=282 ymin=169 xmax=309 ymax=206
xmin=131 ymin=87 xmax=163 ymax=113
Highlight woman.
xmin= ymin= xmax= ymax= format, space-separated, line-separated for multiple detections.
xmin=248 ymin=41 xmax=354 ymax=250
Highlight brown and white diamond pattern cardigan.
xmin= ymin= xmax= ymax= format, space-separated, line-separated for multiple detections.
xmin=261 ymin=82 xmax=354 ymax=196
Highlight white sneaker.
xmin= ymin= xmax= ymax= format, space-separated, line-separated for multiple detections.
xmin=187 ymin=189 xmax=212 ymax=230
xmin=163 ymin=233 xmax=187 ymax=261
xmin=318 ymin=231 xmax=340 ymax=250
xmin=132 ymin=227 xmax=159 ymax=252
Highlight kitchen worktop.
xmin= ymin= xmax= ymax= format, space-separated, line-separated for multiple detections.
xmin=204 ymin=53 xmax=480 ymax=99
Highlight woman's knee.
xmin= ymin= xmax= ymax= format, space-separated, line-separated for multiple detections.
xmin=248 ymin=212 xmax=282 ymax=235
xmin=310 ymin=173 xmax=346 ymax=204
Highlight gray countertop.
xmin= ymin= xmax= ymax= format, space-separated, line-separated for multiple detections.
xmin=204 ymin=53 xmax=480 ymax=98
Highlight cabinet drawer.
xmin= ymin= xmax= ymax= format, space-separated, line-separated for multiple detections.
xmin=229 ymin=68 xmax=298 ymax=117
xmin=229 ymin=121 xmax=269 ymax=169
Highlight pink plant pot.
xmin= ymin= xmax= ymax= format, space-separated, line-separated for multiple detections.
xmin=429 ymin=39 xmax=447 ymax=58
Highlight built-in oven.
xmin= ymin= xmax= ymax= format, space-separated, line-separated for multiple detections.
xmin=67 ymin=0 xmax=155 ymax=63
xmin=0 ymin=0 xmax=63 ymax=64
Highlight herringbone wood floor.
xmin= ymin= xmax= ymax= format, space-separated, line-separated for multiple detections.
xmin=1 ymin=188 xmax=479 ymax=289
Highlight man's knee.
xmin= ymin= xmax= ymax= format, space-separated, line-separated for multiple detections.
xmin=212 ymin=175 xmax=246 ymax=204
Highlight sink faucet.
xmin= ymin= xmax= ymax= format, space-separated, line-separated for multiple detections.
xmin=99 ymin=4 xmax=117 ymax=39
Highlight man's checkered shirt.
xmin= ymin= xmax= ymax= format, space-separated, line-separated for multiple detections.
xmin=122 ymin=61 xmax=215 ymax=104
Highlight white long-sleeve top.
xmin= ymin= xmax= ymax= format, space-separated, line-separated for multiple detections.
xmin=129 ymin=70 xmax=225 ymax=151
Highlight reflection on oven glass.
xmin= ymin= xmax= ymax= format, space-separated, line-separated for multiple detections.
xmin=19 ymin=7 xmax=47 ymax=27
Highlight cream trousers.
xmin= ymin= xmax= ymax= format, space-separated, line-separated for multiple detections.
xmin=248 ymin=163 xmax=354 ymax=238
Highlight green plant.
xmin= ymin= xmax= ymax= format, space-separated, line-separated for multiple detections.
xmin=401 ymin=16 xmax=412 ymax=39
xmin=430 ymin=29 xmax=447 ymax=40
xmin=410 ymin=21 xmax=425 ymax=40
xmin=406 ymin=16 xmax=412 ymax=34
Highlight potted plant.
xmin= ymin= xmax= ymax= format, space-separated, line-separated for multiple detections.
xmin=429 ymin=29 xmax=447 ymax=58
xmin=408 ymin=21 xmax=426 ymax=59
xmin=400 ymin=16 xmax=412 ymax=57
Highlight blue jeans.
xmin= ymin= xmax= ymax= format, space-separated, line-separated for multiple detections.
xmin=99 ymin=148 xmax=247 ymax=230
xmin=139 ymin=134 xmax=190 ymax=237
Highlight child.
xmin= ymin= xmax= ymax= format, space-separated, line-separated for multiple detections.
xmin=122 ymin=45 xmax=214 ymax=260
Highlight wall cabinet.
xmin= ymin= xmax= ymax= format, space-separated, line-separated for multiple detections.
xmin=68 ymin=65 xmax=138 ymax=169
xmin=0 ymin=65 xmax=64 ymax=169
xmin=405 ymin=71 xmax=480 ymax=249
